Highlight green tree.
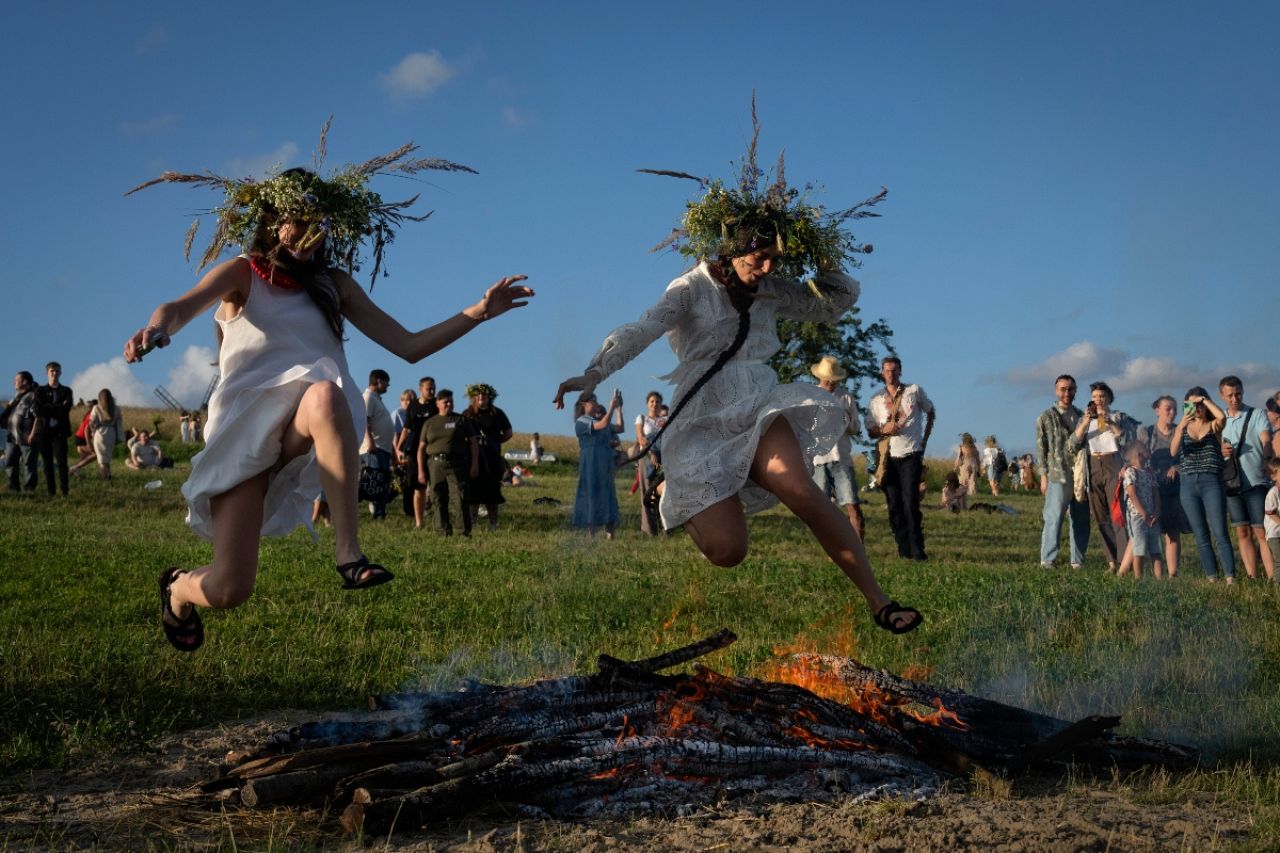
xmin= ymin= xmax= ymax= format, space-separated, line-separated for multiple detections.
xmin=768 ymin=307 xmax=895 ymax=407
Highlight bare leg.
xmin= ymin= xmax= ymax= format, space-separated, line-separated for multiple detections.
xmin=168 ymin=471 xmax=269 ymax=615
xmin=683 ymin=496 xmax=749 ymax=567
xmin=1254 ymin=527 xmax=1275 ymax=580
xmin=279 ymin=381 xmax=363 ymax=567
xmin=847 ymin=503 xmax=865 ymax=542
xmin=1235 ymin=525 xmax=1258 ymax=578
xmin=1132 ymin=554 xmax=1143 ymax=579
xmin=1164 ymin=533 xmax=1180 ymax=577
xmin=747 ymin=419 xmax=901 ymax=622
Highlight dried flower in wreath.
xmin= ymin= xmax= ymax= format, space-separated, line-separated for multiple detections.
xmin=125 ymin=117 xmax=477 ymax=290
xmin=639 ymin=94 xmax=886 ymax=290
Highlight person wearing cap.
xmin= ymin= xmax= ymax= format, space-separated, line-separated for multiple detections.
xmin=810 ymin=355 xmax=865 ymax=542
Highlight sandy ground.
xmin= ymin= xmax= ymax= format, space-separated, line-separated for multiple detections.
xmin=0 ymin=712 xmax=1249 ymax=851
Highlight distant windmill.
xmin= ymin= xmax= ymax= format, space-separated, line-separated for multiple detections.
xmin=153 ymin=385 xmax=183 ymax=412
xmin=200 ymin=372 xmax=219 ymax=409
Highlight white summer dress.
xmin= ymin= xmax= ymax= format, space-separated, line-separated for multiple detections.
xmin=182 ymin=261 xmax=364 ymax=540
xmin=585 ymin=262 xmax=858 ymax=529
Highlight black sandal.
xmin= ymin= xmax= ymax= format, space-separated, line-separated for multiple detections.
xmin=874 ymin=600 xmax=923 ymax=635
xmin=158 ymin=567 xmax=204 ymax=652
xmin=337 ymin=556 xmax=394 ymax=590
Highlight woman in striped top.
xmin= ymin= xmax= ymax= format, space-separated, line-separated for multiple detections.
xmin=1170 ymin=387 xmax=1235 ymax=582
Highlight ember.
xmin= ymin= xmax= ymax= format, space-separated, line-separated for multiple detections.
xmin=199 ymin=630 xmax=1198 ymax=835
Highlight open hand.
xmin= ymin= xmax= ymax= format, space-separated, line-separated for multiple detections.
xmin=465 ymin=275 xmax=534 ymax=322
xmin=553 ymin=373 xmax=599 ymax=410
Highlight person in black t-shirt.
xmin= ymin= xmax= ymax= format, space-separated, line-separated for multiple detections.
xmin=399 ymin=376 xmax=436 ymax=527
xmin=416 ymin=389 xmax=478 ymax=536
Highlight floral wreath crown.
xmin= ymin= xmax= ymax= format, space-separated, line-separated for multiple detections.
xmin=465 ymin=383 xmax=498 ymax=401
xmin=640 ymin=96 xmax=886 ymax=287
xmin=125 ymin=117 xmax=476 ymax=289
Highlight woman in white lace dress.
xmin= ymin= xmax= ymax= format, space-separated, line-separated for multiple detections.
xmin=125 ymin=143 xmax=533 ymax=652
xmin=555 ymin=186 xmax=921 ymax=634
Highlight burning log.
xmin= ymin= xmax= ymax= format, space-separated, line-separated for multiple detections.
xmin=201 ymin=630 xmax=1198 ymax=836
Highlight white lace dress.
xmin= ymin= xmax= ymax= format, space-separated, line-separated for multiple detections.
xmin=585 ymin=262 xmax=859 ymax=528
xmin=182 ymin=263 xmax=364 ymax=540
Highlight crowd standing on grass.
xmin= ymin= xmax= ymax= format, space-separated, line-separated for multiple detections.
xmin=1033 ymin=373 xmax=1276 ymax=583
xmin=121 ymin=130 xmax=533 ymax=653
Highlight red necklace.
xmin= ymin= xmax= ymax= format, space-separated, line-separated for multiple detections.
xmin=248 ymin=255 xmax=305 ymax=290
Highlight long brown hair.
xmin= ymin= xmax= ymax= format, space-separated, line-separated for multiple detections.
xmin=247 ymin=168 xmax=345 ymax=342
xmin=96 ymin=389 xmax=117 ymax=423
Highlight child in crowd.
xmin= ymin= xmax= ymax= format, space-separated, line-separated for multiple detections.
xmin=529 ymin=432 xmax=543 ymax=465
xmin=1020 ymin=454 xmax=1035 ymax=491
xmin=1265 ymin=458 xmax=1280 ymax=579
xmin=939 ymin=471 xmax=967 ymax=513
xmin=1119 ymin=441 xmax=1161 ymax=579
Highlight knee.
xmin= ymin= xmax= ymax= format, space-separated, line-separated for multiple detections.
xmin=702 ymin=537 xmax=748 ymax=567
xmin=303 ymin=381 xmax=347 ymax=421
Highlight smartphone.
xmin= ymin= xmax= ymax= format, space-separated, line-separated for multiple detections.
xmin=1182 ymin=402 xmax=1196 ymax=416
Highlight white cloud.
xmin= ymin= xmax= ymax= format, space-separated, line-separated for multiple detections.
xmin=118 ymin=113 xmax=176 ymax=138
xmin=1003 ymin=341 xmax=1280 ymax=406
xmin=225 ymin=141 xmax=300 ymax=180
xmin=165 ymin=346 xmax=219 ymax=407
xmin=133 ymin=24 xmax=168 ymax=55
xmin=1002 ymin=341 xmax=1127 ymax=390
xmin=502 ymin=106 xmax=538 ymax=129
xmin=381 ymin=51 xmax=456 ymax=99
xmin=68 ymin=359 xmax=150 ymax=407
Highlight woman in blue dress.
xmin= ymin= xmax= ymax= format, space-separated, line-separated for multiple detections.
xmin=572 ymin=390 xmax=624 ymax=538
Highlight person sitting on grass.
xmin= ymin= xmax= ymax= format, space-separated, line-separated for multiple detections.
xmin=126 ymin=430 xmax=166 ymax=470
xmin=123 ymin=127 xmax=533 ymax=652
xmin=939 ymin=470 xmax=967 ymax=513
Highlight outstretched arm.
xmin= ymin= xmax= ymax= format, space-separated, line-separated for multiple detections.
xmin=124 ymin=257 xmax=251 ymax=362
xmin=340 ymin=272 xmax=534 ymax=363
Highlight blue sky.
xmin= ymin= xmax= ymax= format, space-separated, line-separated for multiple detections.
xmin=4 ymin=1 xmax=1277 ymax=456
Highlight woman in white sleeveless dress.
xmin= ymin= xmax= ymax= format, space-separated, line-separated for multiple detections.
xmin=125 ymin=157 xmax=533 ymax=652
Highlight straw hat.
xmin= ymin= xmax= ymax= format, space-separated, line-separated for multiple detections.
xmin=810 ymin=355 xmax=848 ymax=383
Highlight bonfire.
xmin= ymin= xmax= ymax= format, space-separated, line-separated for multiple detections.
xmin=197 ymin=630 xmax=1196 ymax=836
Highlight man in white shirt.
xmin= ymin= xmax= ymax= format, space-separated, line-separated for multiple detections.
xmin=362 ymin=369 xmax=393 ymax=519
xmin=810 ymin=356 xmax=865 ymax=541
xmin=866 ymin=356 xmax=935 ymax=560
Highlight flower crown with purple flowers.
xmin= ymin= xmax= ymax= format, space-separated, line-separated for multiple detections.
xmin=125 ymin=117 xmax=476 ymax=289
xmin=640 ymin=96 xmax=886 ymax=286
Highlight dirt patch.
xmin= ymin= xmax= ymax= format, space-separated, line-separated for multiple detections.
xmin=0 ymin=713 xmax=1249 ymax=851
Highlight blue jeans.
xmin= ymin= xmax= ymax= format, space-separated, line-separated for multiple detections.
xmin=1041 ymin=481 xmax=1090 ymax=566
xmin=1179 ymin=472 xmax=1236 ymax=579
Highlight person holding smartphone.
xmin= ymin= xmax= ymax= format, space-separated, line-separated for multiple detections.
xmin=1137 ymin=396 xmax=1191 ymax=576
xmin=1170 ymin=387 xmax=1235 ymax=582
xmin=1072 ymin=381 xmax=1138 ymax=572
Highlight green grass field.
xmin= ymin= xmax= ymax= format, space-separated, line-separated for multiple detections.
xmin=3 ymin=416 xmax=1280 ymax=844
